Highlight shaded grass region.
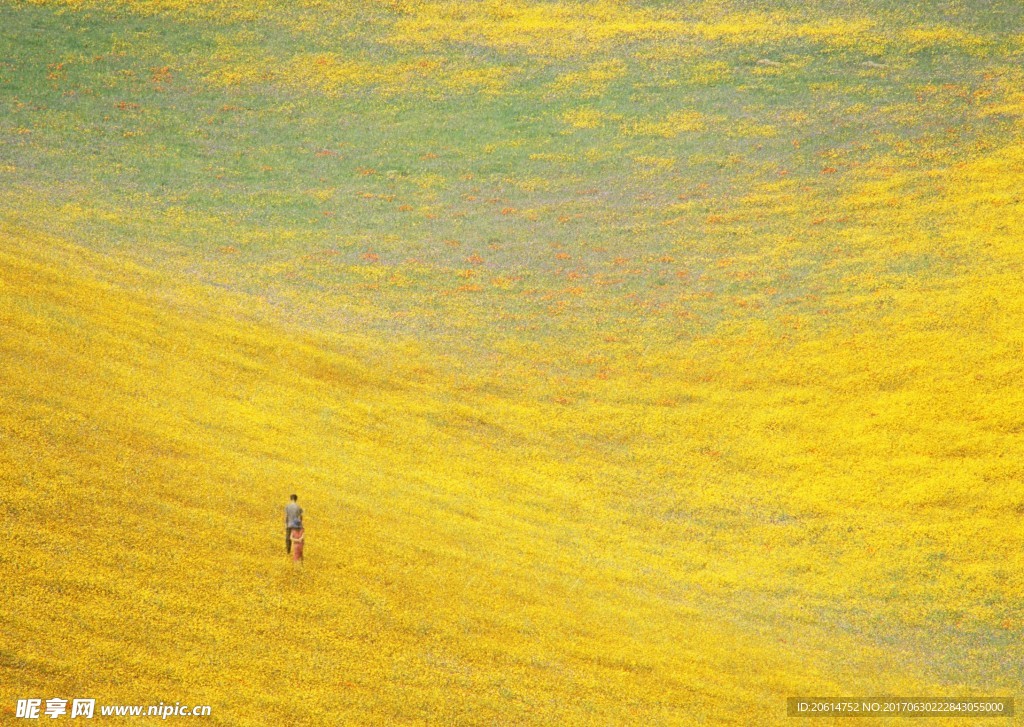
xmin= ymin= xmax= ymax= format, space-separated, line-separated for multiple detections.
xmin=2 ymin=0 xmax=1024 ymax=724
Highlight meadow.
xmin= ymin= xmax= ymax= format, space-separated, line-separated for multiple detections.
xmin=1 ymin=0 xmax=1022 ymax=723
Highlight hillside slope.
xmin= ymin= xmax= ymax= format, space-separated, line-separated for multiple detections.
xmin=2 ymin=0 xmax=1024 ymax=722
xmin=2 ymin=217 xmax=1020 ymax=724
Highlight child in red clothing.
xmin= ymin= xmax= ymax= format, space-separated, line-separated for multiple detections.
xmin=290 ymin=527 xmax=304 ymax=563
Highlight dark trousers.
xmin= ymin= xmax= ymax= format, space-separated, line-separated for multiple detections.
xmin=286 ymin=527 xmax=295 ymax=553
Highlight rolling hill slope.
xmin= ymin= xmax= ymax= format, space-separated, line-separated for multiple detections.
xmin=2 ymin=0 xmax=1023 ymax=723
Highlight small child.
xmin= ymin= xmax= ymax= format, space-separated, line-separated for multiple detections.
xmin=290 ymin=527 xmax=304 ymax=563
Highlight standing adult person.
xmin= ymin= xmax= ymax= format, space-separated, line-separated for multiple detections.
xmin=285 ymin=494 xmax=303 ymax=555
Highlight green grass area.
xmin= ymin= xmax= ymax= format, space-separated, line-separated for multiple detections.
xmin=2 ymin=0 xmax=1019 ymax=343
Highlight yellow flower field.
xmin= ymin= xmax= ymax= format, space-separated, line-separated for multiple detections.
xmin=1 ymin=0 xmax=1022 ymax=723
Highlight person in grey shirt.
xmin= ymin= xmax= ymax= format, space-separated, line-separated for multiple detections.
xmin=285 ymin=494 xmax=303 ymax=554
